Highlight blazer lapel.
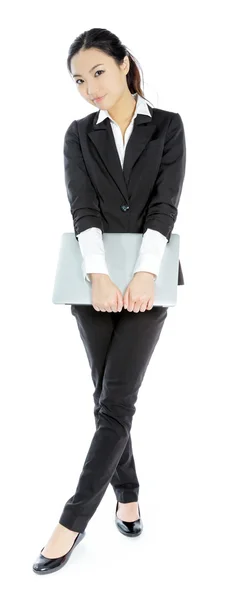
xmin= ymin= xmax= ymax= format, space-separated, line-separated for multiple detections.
xmin=88 ymin=106 xmax=158 ymax=202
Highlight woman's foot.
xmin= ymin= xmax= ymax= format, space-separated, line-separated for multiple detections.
xmin=41 ymin=523 xmax=80 ymax=558
xmin=117 ymin=501 xmax=139 ymax=522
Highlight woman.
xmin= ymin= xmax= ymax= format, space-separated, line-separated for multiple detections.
xmin=33 ymin=27 xmax=186 ymax=574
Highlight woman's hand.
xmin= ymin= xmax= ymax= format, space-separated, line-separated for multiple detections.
xmin=123 ymin=272 xmax=155 ymax=312
xmin=90 ymin=274 xmax=123 ymax=312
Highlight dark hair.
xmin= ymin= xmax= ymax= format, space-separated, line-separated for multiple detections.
xmin=66 ymin=28 xmax=154 ymax=107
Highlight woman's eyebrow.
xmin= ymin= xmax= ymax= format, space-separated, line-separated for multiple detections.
xmin=72 ymin=63 xmax=105 ymax=78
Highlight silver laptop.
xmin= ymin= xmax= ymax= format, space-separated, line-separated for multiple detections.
xmin=52 ymin=233 xmax=180 ymax=307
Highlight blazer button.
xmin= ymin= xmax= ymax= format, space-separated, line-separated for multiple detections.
xmin=121 ymin=204 xmax=129 ymax=212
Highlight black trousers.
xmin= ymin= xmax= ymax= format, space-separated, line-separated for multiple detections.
xmin=58 ymin=304 xmax=168 ymax=533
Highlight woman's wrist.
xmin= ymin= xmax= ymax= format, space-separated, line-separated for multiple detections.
xmin=133 ymin=272 xmax=157 ymax=281
xmin=89 ymin=273 xmax=110 ymax=281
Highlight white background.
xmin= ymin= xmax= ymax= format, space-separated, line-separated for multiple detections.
xmin=1 ymin=1 xmax=226 ymax=597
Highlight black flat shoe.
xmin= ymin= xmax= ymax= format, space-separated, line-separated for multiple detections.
xmin=115 ymin=501 xmax=143 ymax=536
xmin=32 ymin=531 xmax=86 ymax=575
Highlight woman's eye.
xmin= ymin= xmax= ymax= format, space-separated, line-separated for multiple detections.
xmin=76 ymin=70 xmax=104 ymax=85
xmin=95 ymin=70 xmax=104 ymax=77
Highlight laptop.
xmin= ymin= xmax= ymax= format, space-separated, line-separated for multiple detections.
xmin=52 ymin=232 xmax=180 ymax=307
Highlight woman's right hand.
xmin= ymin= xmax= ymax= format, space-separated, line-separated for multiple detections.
xmin=90 ymin=274 xmax=124 ymax=312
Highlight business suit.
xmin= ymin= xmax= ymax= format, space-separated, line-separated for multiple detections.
xmin=58 ymin=103 xmax=186 ymax=533
xmin=64 ymin=103 xmax=186 ymax=284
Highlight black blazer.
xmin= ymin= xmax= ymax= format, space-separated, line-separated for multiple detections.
xmin=63 ymin=104 xmax=186 ymax=285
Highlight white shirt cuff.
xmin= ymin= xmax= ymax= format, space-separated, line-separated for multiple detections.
xmin=82 ymin=255 xmax=110 ymax=282
xmin=133 ymin=228 xmax=168 ymax=278
xmin=77 ymin=227 xmax=109 ymax=282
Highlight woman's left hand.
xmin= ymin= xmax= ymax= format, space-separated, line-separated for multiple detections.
xmin=123 ymin=272 xmax=156 ymax=312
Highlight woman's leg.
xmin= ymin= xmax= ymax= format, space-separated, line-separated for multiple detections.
xmin=58 ymin=305 xmax=168 ymax=533
xmin=70 ymin=304 xmax=140 ymax=504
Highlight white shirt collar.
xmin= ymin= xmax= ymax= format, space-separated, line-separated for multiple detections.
xmin=96 ymin=92 xmax=151 ymax=124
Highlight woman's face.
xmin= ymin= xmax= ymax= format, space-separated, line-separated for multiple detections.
xmin=70 ymin=47 xmax=129 ymax=110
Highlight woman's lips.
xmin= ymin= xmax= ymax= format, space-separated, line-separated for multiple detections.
xmin=94 ymin=95 xmax=106 ymax=102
